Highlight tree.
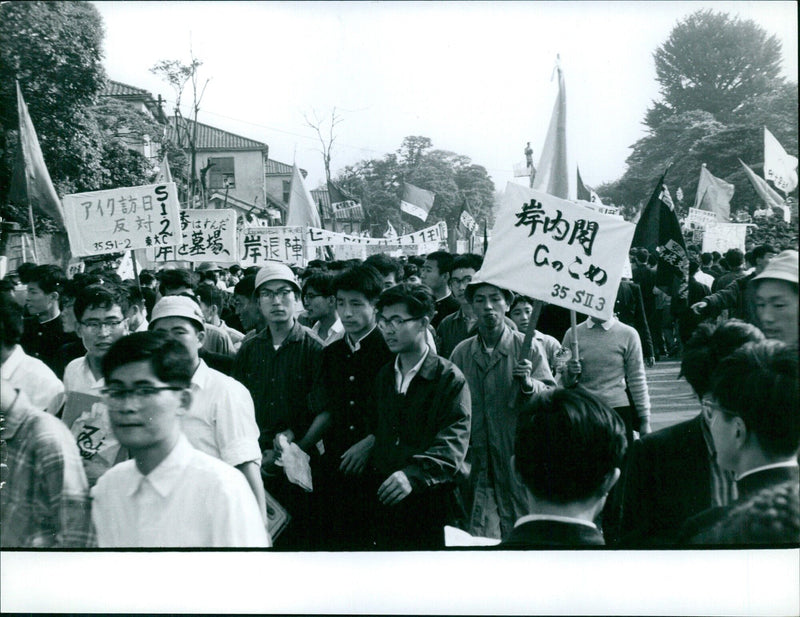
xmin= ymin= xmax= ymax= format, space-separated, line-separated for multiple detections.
xmin=647 ymin=10 xmax=783 ymax=128
xmin=336 ymin=136 xmax=495 ymax=243
xmin=0 ymin=1 xmax=107 ymax=230
xmin=304 ymin=107 xmax=343 ymax=183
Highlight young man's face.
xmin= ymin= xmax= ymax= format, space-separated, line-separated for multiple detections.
xmin=380 ymin=273 xmax=398 ymax=290
xmin=420 ymin=260 xmax=447 ymax=291
xmin=105 ymin=359 xmax=186 ymax=452
xmin=303 ymin=286 xmax=335 ymax=322
xmin=25 ymin=282 xmax=56 ymax=316
xmin=77 ymin=305 xmax=129 ymax=359
xmin=377 ymin=302 xmax=427 ymax=354
xmin=755 ymin=280 xmax=798 ymax=345
xmin=233 ymin=293 xmax=261 ymax=331
xmin=471 ymin=285 xmax=508 ymax=330
xmin=257 ymin=280 xmax=297 ymax=326
xmin=151 ymin=317 xmax=204 ymax=364
xmin=449 ymin=267 xmax=476 ymax=305
xmin=337 ymin=290 xmax=376 ymax=340
xmin=509 ymin=301 xmax=533 ymax=332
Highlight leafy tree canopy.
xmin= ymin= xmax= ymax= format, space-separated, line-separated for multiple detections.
xmin=335 ymin=136 xmax=495 ymax=242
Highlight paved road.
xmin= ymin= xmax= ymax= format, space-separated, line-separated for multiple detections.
xmin=646 ymin=359 xmax=698 ymax=433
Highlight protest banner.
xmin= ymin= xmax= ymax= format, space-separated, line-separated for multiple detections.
xmin=240 ymin=226 xmax=307 ymax=267
xmin=62 ymin=183 xmax=181 ymax=257
xmin=575 ymin=199 xmax=621 ymax=218
xmin=146 ymin=208 xmax=237 ymax=263
xmin=702 ymin=223 xmax=749 ymax=254
xmin=686 ymin=207 xmax=718 ymax=229
xmin=475 ymin=183 xmax=635 ymax=320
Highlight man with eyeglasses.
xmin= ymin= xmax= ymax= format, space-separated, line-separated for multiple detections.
xmin=61 ymin=284 xmax=130 ymax=486
xmin=368 ymin=283 xmax=471 ymax=549
xmin=91 ymin=332 xmax=269 ymax=547
xmin=149 ymin=295 xmax=266 ymax=524
xmin=436 ymin=253 xmax=484 ymax=358
xmin=233 ymin=261 xmax=323 ymax=549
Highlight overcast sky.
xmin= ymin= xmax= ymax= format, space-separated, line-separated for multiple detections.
xmin=93 ymin=1 xmax=798 ymax=197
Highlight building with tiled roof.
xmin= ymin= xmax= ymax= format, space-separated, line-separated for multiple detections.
xmin=101 ymin=79 xmax=168 ymax=124
xmin=167 ymin=118 xmax=269 ymax=152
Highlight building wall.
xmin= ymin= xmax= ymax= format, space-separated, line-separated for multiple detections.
xmin=200 ymin=150 xmax=266 ymax=207
xmin=265 ymin=174 xmax=291 ymax=208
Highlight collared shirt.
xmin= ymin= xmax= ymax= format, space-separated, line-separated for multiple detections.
xmin=1 ymin=344 xmax=64 ymax=414
xmin=700 ymin=412 xmax=738 ymax=506
xmin=91 ymin=434 xmax=269 ymax=547
xmin=394 ymin=347 xmax=430 ymax=395
xmin=436 ymin=308 xmax=478 ymax=360
xmin=345 ymin=325 xmax=378 ymax=353
xmin=737 ymin=461 xmax=799 ymax=483
xmin=1 ymin=389 xmax=93 ymax=547
xmin=587 ymin=316 xmax=617 ymax=330
xmin=133 ymin=318 xmax=149 ymax=333
xmin=311 ymin=316 xmax=345 ymax=347
xmin=181 ymin=360 xmax=261 ymax=467
xmin=514 ymin=513 xmax=598 ymax=530
xmin=20 ymin=313 xmax=76 ymax=378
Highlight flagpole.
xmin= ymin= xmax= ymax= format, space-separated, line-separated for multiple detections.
xmin=26 ymin=197 xmax=39 ymax=264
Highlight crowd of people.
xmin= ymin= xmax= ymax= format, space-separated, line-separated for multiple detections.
xmin=0 ymin=243 xmax=797 ymax=549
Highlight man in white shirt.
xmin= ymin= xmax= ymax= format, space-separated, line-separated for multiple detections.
xmin=500 ymin=387 xmax=627 ymax=548
xmin=149 ymin=295 xmax=266 ymax=523
xmin=92 ymin=331 xmax=269 ymax=547
xmin=1 ymin=298 xmax=63 ymax=414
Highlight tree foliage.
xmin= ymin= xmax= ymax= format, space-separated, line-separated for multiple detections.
xmin=335 ymin=136 xmax=495 ymax=242
xmin=599 ymin=10 xmax=797 ymax=222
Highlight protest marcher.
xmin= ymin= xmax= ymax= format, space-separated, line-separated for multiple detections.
xmin=500 ymin=387 xmax=627 ymax=548
xmin=711 ymin=248 xmax=747 ymax=292
xmin=681 ymin=340 xmax=799 ymax=544
xmin=62 ymin=284 xmax=131 ymax=485
xmin=310 ymin=264 xmax=394 ymax=549
xmin=233 ymin=261 xmax=323 ymax=549
xmin=436 ymin=253 xmax=482 ymax=359
xmin=121 ymin=282 xmax=149 ymax=333
xmin=158 ymin=268 xmax=235 ymax=357
xmin=614 ymin=279 xmax=655 ymax=367
xmin=1 ymin=378 xmax=93 ymax=547
xmin=197 ymin=282 xmax=245 ymax=351
xmin=20 ymin=264 xmax=77 ymax=378
xmin=195 ymin=262 xmax=228 ymax=290
xmin=91 ymin=332 xmax=269 ymax=547
xmin=302 ymin=270 xmax=344 ymax=346
xmin=562 ymin=312 xmax=651 ymax=443
xmin=671 ymin=258 xmax=712 ymax=345
xmin=232 ymin=274 xmax=266 ymax=344
xmin=691 ymin=244 xmax=777 ymax=326
xmin=631 ymin=248 xmax=657 ymax=347
xmin=1 ymin=298 xmax=63 ymax=414
xmin=421 ymin=251 xmax=459 ymax=329
xmin=751 ymin=249 xmax=798 ymax=346
xmin=506 ymin=294 xmax=562 ymax=374
xmin=369 ymin=283 xmax=471 ymax=549
xmin=613 ymin=319 xmax=765 ymax=547
xmin=450 ymin=280 xmax=556 ymax=539
xmin=364 ymin=253 xmax=405 ymax=289
xmin=149 ymin=295 xmax=267 ymax=523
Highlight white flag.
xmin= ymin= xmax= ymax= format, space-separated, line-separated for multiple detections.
xmin=764 ymin=127 xmax=798 ymax=193
xmin=693 ymin=164 xmax=733 ymax=222
xmin=285 ymin=164 xmax=321 ymax=228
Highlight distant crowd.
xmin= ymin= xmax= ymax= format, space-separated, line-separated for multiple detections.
xmin=1 ymin=244 xmax=797 ymax=549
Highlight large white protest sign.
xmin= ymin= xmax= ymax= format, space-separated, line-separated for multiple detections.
xmin=146 ymin=208 xmax=237 ymax=263
xmin=475 ymin=183 xmax=635 ymax=320
xmin=63 ymin=183 xmax=181 ymax=257
xmin=702 ymin=223 xmax=749 ymax=254
xmin=686 ymin=207 xmax=718 ymax=229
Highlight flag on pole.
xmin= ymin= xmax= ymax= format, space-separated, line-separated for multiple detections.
xmin=764 ymin=127 xmax=798 ymax=194
xmin=383 ymin=221 xmax=398 ymax=238
xmin=576 ymin=166 xmax=603 ymax=204
xmin=9 ymin=81 xmax=66 ymax=230
xmin=400 ymin=183 xmax=435 ymax=222
xmin=764 ymin=127 xmax=798 ymax=193
xmin=328 ymin=180 xmax=364 ymax=220
xmin=693 ymin=164 xmax=733 ymax=222
xmin=532 ymin=57 xmax=569 ymax=199
xmin=285 ymin=164 xmax=322 ymax=228
xmin=632 ymin=172 xmax=689 ymax=300
xmin=155 ymin=154 xmax=173 ymax=183
xmin=739 ymin=158 xmax=787 ymax=216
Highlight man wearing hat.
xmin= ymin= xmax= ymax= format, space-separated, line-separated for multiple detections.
xmin=195 ymin=262 xmax=227 ymax=291
xmin=752 ymin=249 xmax=798 ymax=346
xmin=149 ymin=295 xmax=266 ymax=523
xmin=232 ymin=261 xmax=324 ymax=549
xmin=450 ymin=278 xmax=556 ymax=540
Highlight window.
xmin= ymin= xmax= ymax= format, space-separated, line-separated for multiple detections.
xmin=208 ymin=157 xmax=235 ymax=189
xmin=282 ymin=180 xmax=291 ymax=204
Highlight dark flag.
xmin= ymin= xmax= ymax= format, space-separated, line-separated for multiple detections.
xmin=632 ymin=171 xmax=689 ymax=300
xmin=9 ymin=81 xmax=66 ymax=230
xmin=327 ymin=180 xmax=364 ymax=220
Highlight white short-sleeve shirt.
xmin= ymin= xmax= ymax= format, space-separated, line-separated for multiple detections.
xmin=91 ymin=434 xmax=269 ymax=547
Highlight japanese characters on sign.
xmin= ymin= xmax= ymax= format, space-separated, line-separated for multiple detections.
xmin=686 ymin=207 xmax=718 ymax=229
xmin=702 ymin=223 xmax=749 ymax=254
xmin=147 ymin=209 xmax=237 ymax=263
xmin=62 ymin=183 xmax=181 ymax=257
xmin=475 ymin=183 xmax=635 ymax=320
